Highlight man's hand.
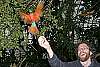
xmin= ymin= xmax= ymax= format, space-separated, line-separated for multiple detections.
xmin=38 ymin=36 xmax=53 ymax=58
xmin=38 ymin=36 xmax=50 ymax=50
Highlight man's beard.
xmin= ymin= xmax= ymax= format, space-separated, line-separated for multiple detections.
xmin=79 ymin=52 xmax=90 ymax=62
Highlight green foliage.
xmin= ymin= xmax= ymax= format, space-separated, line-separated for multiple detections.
xmin=0 ymin=0 xmax=76 ymax=60
xmin=0 ymin=0 xmax=22 ymax=49
xmin=1 ymin=0 xmax=100 ymax=67
xmin=49 ymin=0 xmax=76 ymax=60
xmin=0 ymin=0 xmax=36 ymax=49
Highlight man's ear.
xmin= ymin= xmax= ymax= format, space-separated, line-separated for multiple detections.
xmin=90 ymin=51 xmax=93 ymax=55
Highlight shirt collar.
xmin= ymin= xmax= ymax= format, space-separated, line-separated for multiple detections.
xmin=77 ymin=59 xmax=96 ymax=67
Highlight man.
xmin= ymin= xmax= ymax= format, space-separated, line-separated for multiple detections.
xmin=38 ymin=36 xmax=100 ymax=67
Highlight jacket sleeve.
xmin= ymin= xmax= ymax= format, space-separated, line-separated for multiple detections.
xmin=48 ymin=54 xmax=69 ymax=67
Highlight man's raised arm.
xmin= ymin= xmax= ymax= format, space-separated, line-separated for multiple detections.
xmin=38 ymin=36 xmax=53 ymax=58
xmin=38 ymin=36 xmax=69 ymax=67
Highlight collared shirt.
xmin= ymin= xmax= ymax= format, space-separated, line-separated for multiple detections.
xmin=48 ymin=54 xmax=100 ymax=67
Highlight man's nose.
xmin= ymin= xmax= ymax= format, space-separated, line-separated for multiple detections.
xmin=79 ymin=48 xmax=85 ymax=52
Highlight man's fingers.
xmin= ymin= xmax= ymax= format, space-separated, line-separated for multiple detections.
xmin=38 ymin=36 xmax=44 ymax=41
xmin=38 ymin=36 xmax=46 ymax=45
xmin=38 ymin=36 xmax=50 ymax=50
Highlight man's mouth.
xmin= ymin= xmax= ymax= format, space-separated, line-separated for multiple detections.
xmin=80 ymin=53 xmax=86 ymax=56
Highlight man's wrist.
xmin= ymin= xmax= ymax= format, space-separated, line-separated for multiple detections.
xmin=47 ymin=47 xmax=51 ymax=51
xmin=47 ymin=47 xmax=54 ymax=58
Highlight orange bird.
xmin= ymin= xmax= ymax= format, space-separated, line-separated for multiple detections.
xmin=20 ymin=1 xmax=44 ymax=24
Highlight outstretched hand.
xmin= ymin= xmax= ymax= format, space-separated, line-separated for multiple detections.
xmin=38 ymin=36 xmax=50 ymax=50
xmin=38 ymin=36 xmax=53 ymax=58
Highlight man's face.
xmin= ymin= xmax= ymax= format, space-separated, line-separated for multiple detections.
xmin=78 ymin=43 xmax=91 ymax=62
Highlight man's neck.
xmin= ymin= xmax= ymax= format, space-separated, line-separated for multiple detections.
xmin=80 ymin=57 xmax=91 ymax=67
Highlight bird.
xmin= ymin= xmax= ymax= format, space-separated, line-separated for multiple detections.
xmin=19 ymin=1 xmax=44 ymax=24
xmin=19 ymin=1 xmax=44 ymax=34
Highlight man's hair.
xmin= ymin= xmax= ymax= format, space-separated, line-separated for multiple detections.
xmin=75 ymin=41 xmax=92 ymax=51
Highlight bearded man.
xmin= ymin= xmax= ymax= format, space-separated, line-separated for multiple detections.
xmin=38 ymin=36 xmax=100 ymax=67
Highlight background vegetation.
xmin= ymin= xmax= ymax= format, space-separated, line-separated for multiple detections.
xmin=0 ymin=0 xmax=100 ymax=67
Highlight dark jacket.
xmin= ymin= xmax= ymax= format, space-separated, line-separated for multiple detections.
xmin=48 ymin=54 xmax=100 ymax=67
